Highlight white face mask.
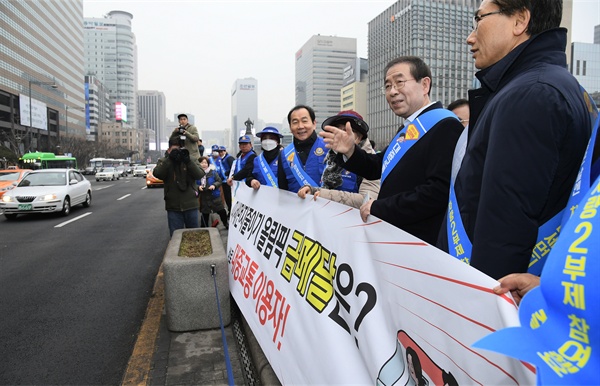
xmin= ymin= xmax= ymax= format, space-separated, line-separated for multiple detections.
xmin=212 ymin=151 xmax=219 ymax=157
xmin=261 ymin=139 xmax=278 ymax=151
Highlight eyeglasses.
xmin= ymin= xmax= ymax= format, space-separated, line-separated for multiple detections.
xmin=472 ymin=10 xmax=503 ymax=30
xmin=381 ymin=79 xmax=416 ymax=95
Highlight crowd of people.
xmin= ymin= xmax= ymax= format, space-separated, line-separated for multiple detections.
xmin=154 ymin=0 xmax=598 ymax=356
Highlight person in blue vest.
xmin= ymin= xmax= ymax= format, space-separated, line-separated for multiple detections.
xmin=320 ymin=56 xmax=463 ymax=245
xmin=279 ymin=105 xmax=328 ymax=193
xmin=227 ymin=135 xmax=257 ymax=186
xmin=218 ymin=145 xmax=235 ymax=214
xmin=246 ymin=126 xmax=284 ymax=190
xmin=208 ymin=144 xmax=226 ymax=180
xmin=197 ymin=156 xmax=229 ymax=229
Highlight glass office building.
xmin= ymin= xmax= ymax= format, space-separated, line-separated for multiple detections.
xmin=367 ymin=0 xmax=478 ymax=145
xmin=295 ymin=35 xmax=357 ymax=126
xmin=0 ymin=0 xmax=85 ymax=154
xmin=138 ymin=90 xmax=166 ymax=149
xmin=84 ymin=10 xmax=138 ymax=129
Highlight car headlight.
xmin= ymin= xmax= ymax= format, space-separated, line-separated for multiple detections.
xmin=1 ymin=194 xmax=14 ymax=203
xmin=41 ymin=194 xmax=58 ymax=201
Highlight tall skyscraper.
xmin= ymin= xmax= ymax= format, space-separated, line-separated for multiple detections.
xmin=295 ymin=35 xmax=357 ymax=126
xmin=340 ymin=57 xmax=369 ymax=118
xmin=84 ymin=10 xmax=138 ymax=128
xmin=138 ymin=90 xmax=166 ymax=149
xmin=367 ymin=0 xmax=478 ymax=146
xmin=231 ymin=77 xmax=258 ymax=150
xmin=0 ymin=0 xmax=85 ymax=153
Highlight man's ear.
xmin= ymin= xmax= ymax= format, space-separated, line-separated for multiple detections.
xmin=513 ymin=8 xmax=531 ymax=36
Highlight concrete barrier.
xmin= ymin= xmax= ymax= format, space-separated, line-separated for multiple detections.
xmin=163 ymin=227 xmax=230 ymax=331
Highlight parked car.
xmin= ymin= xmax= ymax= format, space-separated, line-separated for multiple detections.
xmin=95 ymin=167 xmax=120 ymax=181
xmin=133 ymin=165 xmax=148 ymax=177
xmin=145 ymin=168 xmax=164 ymax=188
xmin=0 ymin=169 xmax=29 ymax=199
xmin=0 ymin=169 xmax=92 ymax=219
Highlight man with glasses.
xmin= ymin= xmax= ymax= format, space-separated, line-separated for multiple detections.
xmin=320 ymin=56 xmax=463 ymax=245
xmin=438 ymin=0 xmax=593 ymax=279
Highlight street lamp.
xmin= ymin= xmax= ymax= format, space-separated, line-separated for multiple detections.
xmin=28 ymin=77 xmax=58 ymax=152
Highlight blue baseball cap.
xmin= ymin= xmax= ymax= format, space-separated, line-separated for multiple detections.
xmin=238 ymin=135 xmax=252 ymax=143
xmin=219 ymin=146 xmax=226 ymax=151
xmin=211 ymin=144 xmax=220 ymax=151
xmin=256 ymin=126 xmax=283 ymax=138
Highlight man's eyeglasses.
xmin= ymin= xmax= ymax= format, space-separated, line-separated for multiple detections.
xmin=381 ymin=79 xmax=416 ymax=95
xmin=472 ymin=10 xmax=503 ymax=30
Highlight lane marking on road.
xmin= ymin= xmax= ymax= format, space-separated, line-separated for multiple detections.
xmin=94 ymin=184 xmax=114 ymax=191
xmin=122 ymin=265 xmax=164 ymax=385
xmin=54 ymin=212 xmax=92 ymax=228
xmin=117 ymin=194 xmax=131 ymax=201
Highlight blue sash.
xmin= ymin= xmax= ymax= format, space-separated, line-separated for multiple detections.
xmin=235 ymin=151 xmax=253 ymax=173
xmin=283 ymin=143 xmax=319 ymax=187
xmin=381 ymin=109 xmax=458 ymax=184
xmin=257 ymin=153 xmax=278 ymax=187
xmin=447 ymin=87 xmax=599 ymax=274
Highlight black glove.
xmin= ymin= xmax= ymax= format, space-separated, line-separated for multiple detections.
xmin=168 ymin=148 xmax=182 ymax=163
xmin=180 ymin=148 xmax=190 ymax=164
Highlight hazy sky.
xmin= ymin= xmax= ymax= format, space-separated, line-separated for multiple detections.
xmin=83 ymin=0 xmax=600 ymax=131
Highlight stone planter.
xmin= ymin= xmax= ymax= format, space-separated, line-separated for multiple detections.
xmin=163 ymin=227 xmax=230 ymax=332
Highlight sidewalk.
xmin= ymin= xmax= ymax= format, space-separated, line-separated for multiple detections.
xmin=122 ymin=217 xmax=280 ymax=386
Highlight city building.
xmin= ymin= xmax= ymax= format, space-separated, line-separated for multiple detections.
xmin=85 ymin=75 xmax=111 ymax=142
xmin=571 ymin=42 xmax=600 ymax=105
xmin=98 ymin=121 xmax=146 ymax=160
xmin=367 ymin=0 xmax=478 ymax=146
xmin=84 ymin=10 xmax=138 ymax=128
xmin=0 ymin=0 xmax=85 ymax=154
xmin=138 ymin=90 xmax=166 ymax=150
xmin=231 ymin=78 xmax=258 ymax=151
xmin=295 ymin=35 xmax=357 ymax=126
xmin=340 ymin=58 xmax=368 ymax=118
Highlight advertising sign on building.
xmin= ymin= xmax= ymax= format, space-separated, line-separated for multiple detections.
xmin=19 ymin=94 xmax=48 ymax=131
xmin=115 ymin=102 xmax=128 ymax=122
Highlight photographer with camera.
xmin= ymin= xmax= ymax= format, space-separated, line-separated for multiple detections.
xmin=154 ymin=137 xmax=205 ymax=237
xmin=169 ymin=113 xmax=200 ymax=163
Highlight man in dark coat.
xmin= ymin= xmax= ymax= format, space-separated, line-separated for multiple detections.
xmin=320 ymin=56 xmax=463 ymax=245
xmin=437 ymin=0 xmax=592 ymax=279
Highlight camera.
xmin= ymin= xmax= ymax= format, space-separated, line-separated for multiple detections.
xmin=178 ymin=126 xmax=186 ymax=135
xmin=168 ymin=148 xmax=190 ymax=164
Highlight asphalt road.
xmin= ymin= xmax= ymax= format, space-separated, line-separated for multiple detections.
xmin=0 ymin=175 xmax=169 ymax=384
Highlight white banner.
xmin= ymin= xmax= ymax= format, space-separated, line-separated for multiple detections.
xmin=227 ymin=184 xmax=536 ymax=385
xmin=19 ymin=94 xmax=48 ymax=131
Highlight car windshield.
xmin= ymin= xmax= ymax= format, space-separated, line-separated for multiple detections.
xmin=0 ymin=172 xmax=21 ymax=181
xmin=101 ymin=167 xmax=115 ymax=172
xmin=19 ymin=172 xmax=65 ymax=187
xmin=135 ymin=166 xmax=146 ymax=170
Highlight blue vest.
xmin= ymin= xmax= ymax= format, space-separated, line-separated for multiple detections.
xmin=198 ymin=171 xmax=221 ymax=198
xmin=209 ymin=157 xmax=226 ymax=179
xmin=253 ymin=153 xmax=279 ymax=187
xmin=235 ymin=151 xmax=254 ymax=174
xmin=282 ymin=137 xmax=327 ymax=193
xmin=336 ymin=169 xmax=360 ymax=193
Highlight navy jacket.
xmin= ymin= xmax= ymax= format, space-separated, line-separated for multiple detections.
xmin=438 ymin=28 xmax=592 ymax=279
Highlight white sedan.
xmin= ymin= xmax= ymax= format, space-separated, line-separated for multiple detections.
xmin=0 ymin=169 xmax=92 ymax=220
xmin=95 ymin=167 xmax=120 ymax=181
